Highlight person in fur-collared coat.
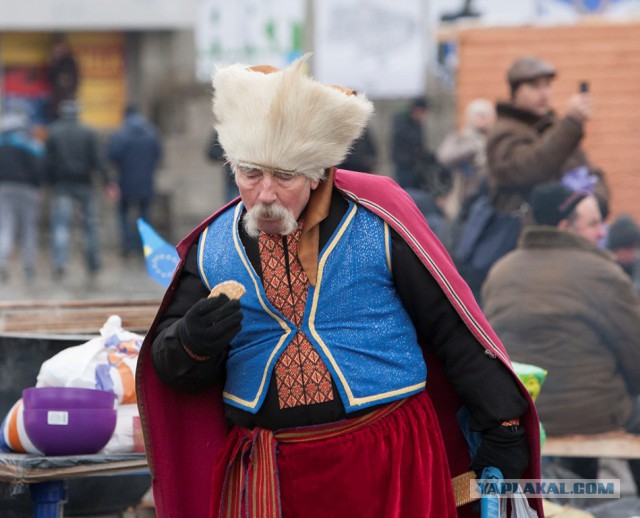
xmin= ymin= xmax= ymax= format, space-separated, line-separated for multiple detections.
xmin=487 ymin=56 xmax=608 ymax=216
xmin=483 ymin=182 xmax=640 ymax=492
xmin=137 ymin=56 xmax=542 ymax=518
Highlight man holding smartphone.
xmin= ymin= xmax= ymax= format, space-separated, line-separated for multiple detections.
xmin=485 ymin=55 xmax=608 ymax=216
xmin=451 ymin=56 xmax=609 ymax=304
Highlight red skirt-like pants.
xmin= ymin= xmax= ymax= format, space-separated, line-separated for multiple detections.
xmin=210 ymin=390 xmax=457 ymax=518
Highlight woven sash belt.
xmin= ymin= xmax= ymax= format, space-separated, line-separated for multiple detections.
xmin=220 ymin=397 xmax=479 ymax=517
xmin=220 ymin=399 xmax=406 ymax=517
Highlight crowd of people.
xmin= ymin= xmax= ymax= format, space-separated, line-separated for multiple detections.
xmin=390 ymin=54 xmax=640 ymax=499
xmin=0 ymin=100 xmax=162 ymax=283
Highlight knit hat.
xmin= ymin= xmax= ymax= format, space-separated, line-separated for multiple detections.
xmin=607 ymin=215 xmax=640 ymax=250
xmin=211 ymin=54 xmax=374 ymax=181
xmin=507 ymin=56 xmax=556 ymax=88
xmin=531 ymin=182 xmax=588 ymax=227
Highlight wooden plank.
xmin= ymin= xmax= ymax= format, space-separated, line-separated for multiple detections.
xmin=0 ymin=300 xmax=160 ymax=335
xmin=0 ymin=453 xmax=148 ymax=484
xmin=542 ymin=432 xmax=640 ymax=459
xmin=0 ymin=299 xmax=160 ymax=310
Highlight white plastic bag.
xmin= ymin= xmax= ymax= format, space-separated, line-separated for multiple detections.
xmin=500 ymin=486 xmax=539 ymax=518
xmin=1 ymin=316 xmax=144 ymax=454
xmin=37 ymin=315 xmax=142 ymax=405
xmin=102 ymin=403 xmax=139 ymax=454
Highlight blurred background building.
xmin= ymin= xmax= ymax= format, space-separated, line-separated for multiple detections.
xmin=1 ymin=0 xmax=640 ymax=250
xmin=2 ymin=2 xmax=640 ymax=513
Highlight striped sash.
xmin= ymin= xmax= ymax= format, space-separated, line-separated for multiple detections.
xmin=219 ymin=399 xmax=407 ymax=518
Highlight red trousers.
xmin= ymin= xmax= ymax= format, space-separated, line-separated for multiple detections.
xmin=210 ymin=390 xmax=457 ymax=518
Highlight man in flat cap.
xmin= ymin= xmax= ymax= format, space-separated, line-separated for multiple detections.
xmin=483 ymin=181 xmax=640 ymax=494
xmin=137 ymin=56 xmax=541 ymax=517
xmin=487 ymin=56 xmax=608 ymax=215
xmin=452 ymin=55 xmax=609 ymax=304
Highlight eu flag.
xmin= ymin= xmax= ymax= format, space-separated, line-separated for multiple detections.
xmin=136 ymin=218 xmax=180 ymax=288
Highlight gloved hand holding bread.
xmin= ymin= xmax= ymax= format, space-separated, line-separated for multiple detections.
xmin=177 ymin=280 xmax=245 ymax=359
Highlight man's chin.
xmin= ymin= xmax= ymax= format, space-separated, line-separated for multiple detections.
xmin=258 ymin=219 xmax=285 ymax=235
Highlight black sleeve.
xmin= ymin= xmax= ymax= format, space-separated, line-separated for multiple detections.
xmin=391 ymin=230 xmax=528 ymax=431
xmin=151 ymin=245 xmax=227 ymax=392
xmin=44 ymin=137 xmax=57 ymax=184
xmin=88 ymin=131 xmax=110 ymax=185
xmin=23 ymin=147 xmax=44 ymax=187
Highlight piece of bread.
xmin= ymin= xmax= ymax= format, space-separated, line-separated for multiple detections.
xmin=209 ymin=280 xmax=246 ymax=300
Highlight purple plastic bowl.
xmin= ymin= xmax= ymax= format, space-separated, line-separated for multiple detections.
xmin=23 ymin=407 xmax=117 ymax=455
xmin=22 ymin=388 xmax=117 ymax=455
xmin=22 ymin=387 xmax=116 ymax=410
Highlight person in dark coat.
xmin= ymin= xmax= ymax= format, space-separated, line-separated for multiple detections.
xmin=46 ymin=100 xmax=113 ymax=278
xmin=483 ymin=182 xmax=640 ymax=492
xmin=391 ymin=97 xmax=429 ymax=189
xmin=206 ymin=129 xmax=238 ymax=202
xmin=607 ymin=214 xmax=640 ymax=292
xmin=107 ymin=105 xmax=163 ymax=256
xmin=48 ymin=34 xmax=80 ymax=121
xmin=0 ymin=112 xmax=45 ymax=282
xmin=391 ymin=97 xmax=451 ymax=200
xmin=338 ymin=126 xmax=378 ymax=173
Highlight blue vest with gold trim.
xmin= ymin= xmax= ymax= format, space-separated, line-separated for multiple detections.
xmin=197 ymin=201 xmax=426 ymax=414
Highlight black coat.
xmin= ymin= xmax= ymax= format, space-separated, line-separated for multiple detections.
xmin=107 ymin=114 xmax=162 ymax=200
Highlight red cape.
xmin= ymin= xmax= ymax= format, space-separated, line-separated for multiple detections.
xmin=136 ymin=170 xmax=542 ymax=518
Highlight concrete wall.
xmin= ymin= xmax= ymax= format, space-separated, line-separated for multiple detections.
xmin=0 ymin=0 xmax=197 ymax=30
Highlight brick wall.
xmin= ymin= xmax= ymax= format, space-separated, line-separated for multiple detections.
xmin=454 ymin=20 xmax=640 ymax=221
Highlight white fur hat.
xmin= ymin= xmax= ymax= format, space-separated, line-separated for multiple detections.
xmin=212 ymin=55 xmax=374 ymax=181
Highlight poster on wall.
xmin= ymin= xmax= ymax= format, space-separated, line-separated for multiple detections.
xmin=535 ymin=0 xmax=640 ymax=19
xmin=195 ymin=0 xmax=306 ymax=83
xmin=1 ymin=32 xmax=126 ymax=130
xmin=428 ymin=0 xmax=640 ymax=27
xmin=70 ymin=32 xmax=127 ymax=129
xmin=0 ymin=33 xmax=52 ymax=127
xmin=314 ymin=0 xmax=427 ymax=100
xmin=428 ymin=0 xmax=640 ymax=91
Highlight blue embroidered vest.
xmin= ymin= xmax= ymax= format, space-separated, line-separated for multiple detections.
xmin=197 ymin=201 xmax=426 ymax=414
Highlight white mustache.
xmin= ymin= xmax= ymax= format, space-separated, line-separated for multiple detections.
xmin=243 ymin=203 xmax=298 ymax=237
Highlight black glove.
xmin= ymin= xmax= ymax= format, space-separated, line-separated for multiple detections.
xmin=470 ymin=424 xmax=529 ymax=480
xmin=177 ymin=295 xmax=242 ymax=358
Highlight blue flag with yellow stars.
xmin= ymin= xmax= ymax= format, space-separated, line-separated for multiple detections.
xmin=136 ymin=218 xmax=180 ymax=288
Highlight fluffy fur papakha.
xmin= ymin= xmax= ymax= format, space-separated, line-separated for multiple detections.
xmin=211 ymin=55 xmax=374 ymax=181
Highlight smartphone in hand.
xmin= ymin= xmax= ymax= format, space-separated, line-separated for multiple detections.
xmin=579 ymin=81 xmax=589 ymax=93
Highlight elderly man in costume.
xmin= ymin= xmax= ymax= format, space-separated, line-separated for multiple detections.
xmin=137 ymin=57 xmax=542 ymax=518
